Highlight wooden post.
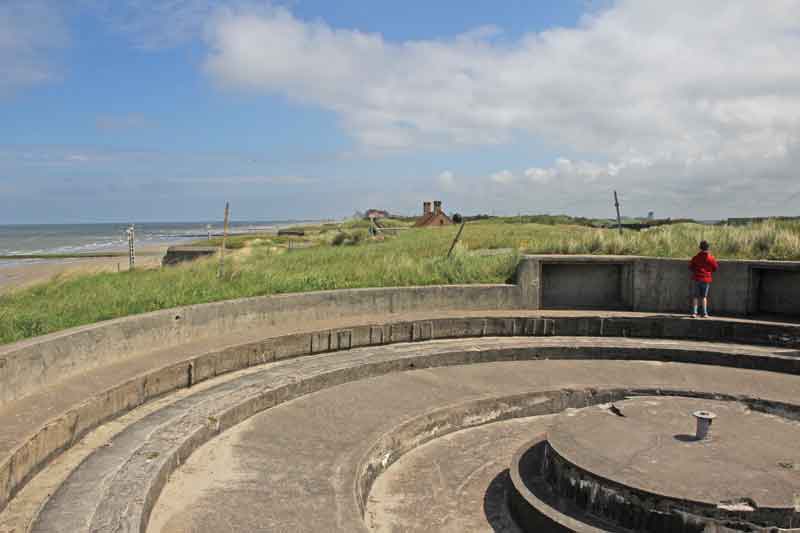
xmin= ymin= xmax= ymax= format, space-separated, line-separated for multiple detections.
xmin=614 ymin=191 xmax=623 ymax=235
xmin=447 ymin=221 xmax=466 ymax=258
xmin=218 ymin=202 xmax=230 ymax=279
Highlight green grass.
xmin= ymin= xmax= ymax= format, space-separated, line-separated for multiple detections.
xmin=2 ymin=218 xmax=800 ymax=345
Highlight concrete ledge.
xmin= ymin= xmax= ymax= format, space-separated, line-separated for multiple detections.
xmin=0 ymin=284 xmax=522 ymax=405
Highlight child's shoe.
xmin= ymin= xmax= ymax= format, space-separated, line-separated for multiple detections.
xmin=691 ymin=312 xmax=698 ymax=318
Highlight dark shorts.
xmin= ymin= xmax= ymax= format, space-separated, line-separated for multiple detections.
xmin=694 ymin=281 xmax=710 ymax=298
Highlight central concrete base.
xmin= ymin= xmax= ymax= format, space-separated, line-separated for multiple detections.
xmin=510 ymin=396 xmax=800 ymax=532
xmin=549 ymin=396 xmax=800 ymax=511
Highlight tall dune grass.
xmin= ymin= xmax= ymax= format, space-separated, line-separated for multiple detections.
xmin=2 ymin=219 xmax=799 ymax=345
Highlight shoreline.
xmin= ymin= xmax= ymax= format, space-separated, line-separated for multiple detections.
xmin=0 ymin=245 xmax=169 ymax=293
xmin=0 ymin=220 xmax=335 ymax=295
xmin=0 ymin=251 xmax=163 ymax=260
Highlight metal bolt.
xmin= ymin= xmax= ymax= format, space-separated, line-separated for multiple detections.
xmin=693 ymin=410 xmax=717 ymax=440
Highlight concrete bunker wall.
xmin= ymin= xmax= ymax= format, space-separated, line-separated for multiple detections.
xmin=517 ymin=255 xmax=800 ymax=316
xmin=2 ymin=254 xmax=800 ymax=408
xmin=0 ymin=284 xmax=523 ymax=406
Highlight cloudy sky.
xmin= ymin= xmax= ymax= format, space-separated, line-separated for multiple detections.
xmin=2 ymin=0 xmax=799 ymax=223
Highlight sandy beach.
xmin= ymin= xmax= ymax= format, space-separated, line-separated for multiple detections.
xmin=0 ymin=246 xmax=168 ymax=293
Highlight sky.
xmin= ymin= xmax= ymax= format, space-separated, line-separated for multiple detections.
xmin=1 ymin=0 xmax=800 ymax=224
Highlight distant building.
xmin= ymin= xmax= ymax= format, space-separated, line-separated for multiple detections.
xmin=414 ymin=200 xmax=453 ymax=227
xmin=365 ymin=209 xmax=390 ymax=219
xmin=647 ymin=211 xmax=654 ymax=220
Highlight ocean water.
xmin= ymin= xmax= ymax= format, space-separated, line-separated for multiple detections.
xmin=0 ymin=221 xmax=302 ymax=265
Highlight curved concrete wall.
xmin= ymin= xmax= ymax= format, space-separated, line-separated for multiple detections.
xmin=2 ymin=254 xmax=799 ymax=407
xmin=0 ymin=284 xmax=521 ymax=405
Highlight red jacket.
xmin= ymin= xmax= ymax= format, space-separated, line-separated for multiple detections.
xmin=689 ymin=251 xmax=719 ymax=282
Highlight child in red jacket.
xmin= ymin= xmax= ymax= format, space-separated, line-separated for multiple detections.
xmin=689 ymin=240 xmax=719 ymax=318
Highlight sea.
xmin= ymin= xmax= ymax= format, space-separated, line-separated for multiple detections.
xmin=0 ymin=221 xmax=306 ymax=267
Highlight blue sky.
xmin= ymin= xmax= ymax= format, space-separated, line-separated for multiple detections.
xmin=2 ymin=1 xmax=799 ymax=223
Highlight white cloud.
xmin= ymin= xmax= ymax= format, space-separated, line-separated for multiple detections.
xmin=202 ymin=1 xmax=800 ymax=213
xmin=524 ymin=155 xmax=654 ymax=186
xmin=524 ymin=167 xmax=555 ymax=185
xmin=490 ymin=170 xmax=515 ymax=184
xmin=0 ymin=1 xmax=68 ymax=93
xmin=438 ymin=170 xmax=455 ymax=190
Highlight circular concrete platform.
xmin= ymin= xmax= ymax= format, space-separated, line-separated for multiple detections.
xmin=549 ymin=396 xmax=800 ymax=510
xmin=509 ymin=396 xmax=800 ymax=532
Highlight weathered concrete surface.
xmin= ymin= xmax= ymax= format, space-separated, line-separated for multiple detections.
xmin=542 ymin=396 xmax=800 ymax=529
xmin=143 ymin=359 xmax=800 ymax=533
xmin=0 ymin=257 xmax=795 ymax=531
xmin=365 ymin=416 xmax=550 ymax=533
xmin=35 ymin=335 xmax=800 ymax=533
xmin=541 ymin=263 xmax=630 ymax=310
xmin=509 ymin=435 xmax=611 ymax=533
xmin=550 ymin=397 xmax=800 ymax=509
xmin=520 ymin=255 xmax=800 ymax=317
xmin=756 ymin=267 xmax=800 ymax=316
xmin=0 ymin=284 xmax=522 ymax=405
xmin=3 ymin=312 xmax=800 ymax=523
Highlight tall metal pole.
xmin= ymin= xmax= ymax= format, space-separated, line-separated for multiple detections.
xmin=613 ymin=191 xmax=623 ymax=235
xmin=218 ymin=202 xmax=230 ymax=279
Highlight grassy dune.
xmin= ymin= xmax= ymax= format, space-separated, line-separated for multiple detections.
xmin=2 ymin=219 xmax=799 ymax=345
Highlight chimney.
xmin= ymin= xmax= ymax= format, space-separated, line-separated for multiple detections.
xmin=423 ymin=201 xmax=431 ymax=215
xmin=433 ymin=200 xmax=442 ymax=215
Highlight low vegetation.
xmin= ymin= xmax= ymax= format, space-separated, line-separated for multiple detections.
xmin=2 ymin=218 xmax=799 ymax=345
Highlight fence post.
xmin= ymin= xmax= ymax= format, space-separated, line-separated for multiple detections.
xmin=218 ymin=202 xmax=230 ymax=279
xmin=447 ymin=221 xmax=466 ymax=258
